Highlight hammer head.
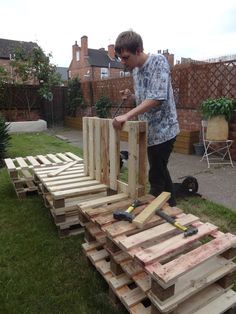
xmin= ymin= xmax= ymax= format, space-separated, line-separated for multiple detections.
xmin=113 ymin=211 xmax=134 ymax=222
xmin=184 ymin=226 xmax=198 ymax=237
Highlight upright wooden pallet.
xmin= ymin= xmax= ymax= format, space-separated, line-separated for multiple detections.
xmin=81 ymin=197 xmax=236 ymax=314
xmin=33 ymin=117 xmax=148 ymax=236
xmin=4 ymin=152 xmax=83 ymax=198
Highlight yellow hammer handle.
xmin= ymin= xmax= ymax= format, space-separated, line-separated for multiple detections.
xmin=127 ymin=206 xmax=134 ymax=213
xmin=174 ymin=222 xmax=187 ymax=232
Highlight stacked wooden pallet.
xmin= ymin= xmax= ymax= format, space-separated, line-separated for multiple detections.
xmin=4 ymin=152 xmax=83 ymax=199
xmin=80 ymin=197 xmax=236 ymax=314
xmin=32 ymin=117 xmax=148 ymax=237
xmin=173 ymin=130 xmax=200 ymax=155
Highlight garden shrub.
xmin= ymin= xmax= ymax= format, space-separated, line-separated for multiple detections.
xmin=0 ymin=116 xmax=11 ymax=167
xmin=95 ymin=95 xmax=112 ymax=118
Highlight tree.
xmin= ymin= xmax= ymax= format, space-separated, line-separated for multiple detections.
xmin=9 ymin=46 xmax=62 ymax=120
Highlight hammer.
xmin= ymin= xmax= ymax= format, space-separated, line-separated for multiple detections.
xmin=113 ymin=200 xmax=143 ymax=222
xmin=156 ymin=209 xmax=198 ymax=237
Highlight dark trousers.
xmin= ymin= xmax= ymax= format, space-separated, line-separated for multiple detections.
xmin=147 ymin=137 xmax=176 ymax=207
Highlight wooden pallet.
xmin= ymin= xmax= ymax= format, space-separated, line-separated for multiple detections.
xmin=31 ymin=118 xmax=148 ymax=236
xmin=4 ymin=152 xmax=83 ymax=198
xmin=81 ymin=195 xmax=236 ymax=314
xmin=173 ymin=130 xmax=200 ymax=155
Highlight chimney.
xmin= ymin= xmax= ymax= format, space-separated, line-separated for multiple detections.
xmin=72 ymin=40 xmax=79 ymax=60
xmin=162 ymin=49 xmax=174 ymax=68
xmin=81 ymin=35 xmax=88 ymax=57
xmin=108 ymin=44 xmax=115 ymax=59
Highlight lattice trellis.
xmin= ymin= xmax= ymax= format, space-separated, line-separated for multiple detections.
xmin=172 ymin=60 xmax=236 ymax=109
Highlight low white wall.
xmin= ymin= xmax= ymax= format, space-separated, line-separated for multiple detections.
xmin=6 ymin=119 xmax=47 ymax=134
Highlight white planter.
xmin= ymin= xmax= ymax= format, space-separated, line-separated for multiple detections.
xmin=6 ymin=119 xmax=47 ymax=134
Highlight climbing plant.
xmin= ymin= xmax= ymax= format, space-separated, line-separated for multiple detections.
xmin=66 ymin=77 xmax=85 ymax=117
xmin=95 ymin=95 xmax=112 ymax=118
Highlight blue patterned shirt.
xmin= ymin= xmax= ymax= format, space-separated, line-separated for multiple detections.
xmin=132 ymin=54 xmax=179 ymax=146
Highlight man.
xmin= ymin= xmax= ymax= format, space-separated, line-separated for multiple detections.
xmin=112 ymin=30 xmax=179 ymax=206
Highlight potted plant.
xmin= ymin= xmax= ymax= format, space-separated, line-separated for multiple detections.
xmin=200 ymin=97 xmax=235 ymax=140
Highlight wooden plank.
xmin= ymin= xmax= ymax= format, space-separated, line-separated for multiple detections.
xmin=148 ymin=233 xmax=236 ymax=285
xmin=43 ymin=176 xmax=92 ymax=186
xmin=101 ymin=119 xmax=109 ymax=185
xmin=87 ymin=248 xmax=109 ymax=264
xmin=36 ymin=155 xmax=52 ymax=165
xmin=79 ymin=193 xmax=129 ymax=211
xmin=138 ymin=122 xmax=147 ymax=196
xmin=56 ymin=152 xmax=73 ymax=162
xmin=88 ymin=118 xmax=95 ymax=179
xmin=135 ymin=222 xmax=218 ymax=266
xmin=42 ymin=173 xmax=89 ymax=183
xmin=109 ymin=274 xmax=132 ymax=289
xmin=109 ymin=119 xmax=120 ymax=191
xmin=46 ymin=153 xmax=62 ymax=164
xmin=52 ymin=183 xmax=107 ymax=199
xmin=121 ymin=260 xmax=144 ymax=277
xmin=119 ymin=214 xmax=199 ymax=251
xmin=149 ymin=257 xmax=236 ymax=312
xmin=128 ymin=123 xmax=139 ymax=198
xmin=65 ymin=152 xmax=83 ymax=162
xmin=194 ymin=289 xmax=236 ymax=314
xmin=48 ymin=179 xmax=101 ymax=192
xmin=132 ymin=192 xmax=171 ymax=228
xmin=94 ymin=203 xmax=150 ymax=227
xmin=21 ymin=169 xmax=33 ymax=180
xmin=83 ymin=117 xmax=89 ymax=175
xmin=15 ymin=157 xmax=28 ymax=169
xmin=94 ymin=118 xmax=101 ymax=182
xmin=84 ymin=194 xmax=154 ymax=221
xmin=104 ymin=206 xmax=182 ymax=238
xmin=4 ymin=158 xmax=16 ymax=171
xmin=37 ymin=169 xmax=85 ymax=179
xmin=26 ymin=156 xmax=40 ymax=166
xmin=121 ymin=286 xmax=146 ymax=308
xmin=35 ymin=164 xmax=84 ymax=175
xmin=133 ymin=272 xmax=151 ymax=293
xmin=47 ymin=161 xmax=78 ymax=177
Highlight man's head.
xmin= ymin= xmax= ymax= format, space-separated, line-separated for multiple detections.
xmin=115 ymin=30 xmax=144 ymax=70
xmin=115 ymin=31 xmax=143 ymax=55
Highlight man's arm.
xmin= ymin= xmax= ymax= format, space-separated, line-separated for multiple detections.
xmin=112 ymin=99 xmax=161 ymax=129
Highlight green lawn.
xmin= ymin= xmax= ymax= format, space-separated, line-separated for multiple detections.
xmin=0 ymin=132 xmax=236 ymax=313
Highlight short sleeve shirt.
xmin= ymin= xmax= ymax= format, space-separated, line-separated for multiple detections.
xmin=132 ymin=54 xmax=179 ymax=146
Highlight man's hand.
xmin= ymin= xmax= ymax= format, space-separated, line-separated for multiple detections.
xmin=120 ymin=89 xmax=133 ymax=101
xmin=112 ymin=114 xmax=129 ymax=130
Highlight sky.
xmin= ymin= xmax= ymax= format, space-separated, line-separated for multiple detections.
xmin=1 ymin=0 xmax=236 ymax=67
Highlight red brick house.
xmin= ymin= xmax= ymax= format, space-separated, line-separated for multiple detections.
xmin=68 ymin=36 xmax=126 ymax=81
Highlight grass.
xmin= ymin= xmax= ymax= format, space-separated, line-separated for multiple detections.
xmin=0 ymin=132 xmax=125 ymax=314
xmin=1 ymin=131 xmax=236 ymax=313
xmin=8 ymin=132 xmax=83 ymax=158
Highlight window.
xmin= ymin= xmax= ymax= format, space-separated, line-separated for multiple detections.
xmin=68 ymin=70 xmax=72 ymax=78
xmin=101 ymin=68 xmax=109 ymax=79
xmin=76 ymin=51 xmax=80 ymax=61
xmin=120 ymin=71 xmax=130 ymax=77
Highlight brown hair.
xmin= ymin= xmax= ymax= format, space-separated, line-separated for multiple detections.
xmin=115 ymin=30 xmax=143 ymax=54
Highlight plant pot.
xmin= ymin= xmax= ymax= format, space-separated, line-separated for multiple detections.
xmin=193 ymin=143 xmax=205 ymax=156
xmin=206 ymin=116 xmax=228 ymax=140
